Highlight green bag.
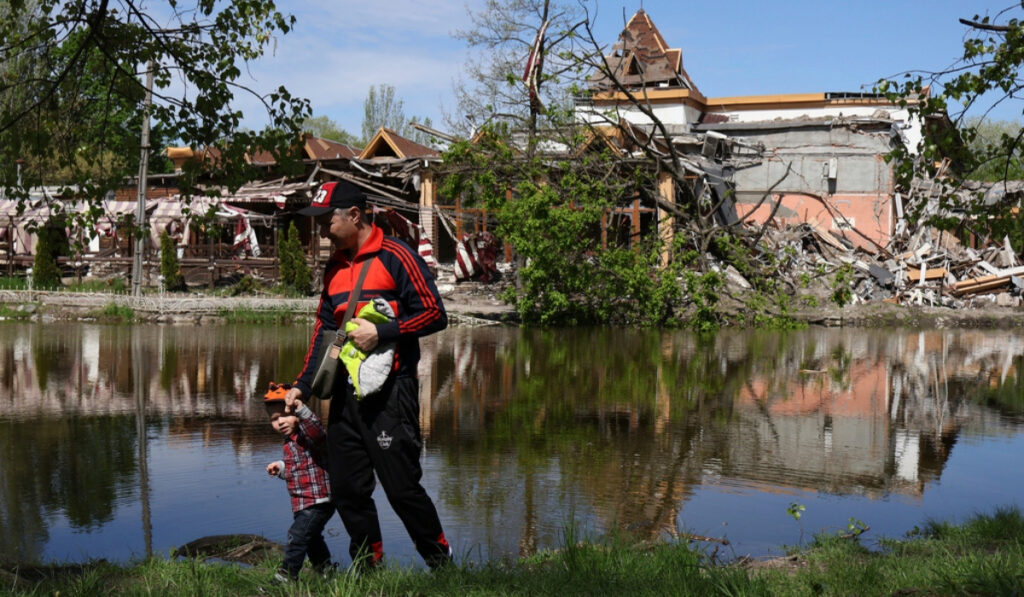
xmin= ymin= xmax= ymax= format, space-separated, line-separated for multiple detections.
xmin=340 ymin=298 xmax=396 ymax=399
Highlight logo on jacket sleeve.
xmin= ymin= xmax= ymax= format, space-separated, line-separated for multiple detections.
xmin=377 ymin=430 xmax=393 ymax=450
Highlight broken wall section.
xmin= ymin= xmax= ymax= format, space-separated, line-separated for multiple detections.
xmin=697 ymin=117 xmax=897 ymax=251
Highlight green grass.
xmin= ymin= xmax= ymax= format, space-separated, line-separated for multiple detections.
xmin=1 ymin=275 xmax=130 ymax=293
xmin=86 ymin=303 xmax=135 ymax=322
xmin=207 ymin=281 xmax=310 ymax=299
xmin=0 ymin=276 xmax=29 ymax=290
xmin=3 ymin=508 xmax=1022 ymax=596
xmin=65 ymin=277 xmax=129 ymax=294
xmin=215 ymin=306 xmax=302 ymax=325
xmin=0 ymin=304 xmax=34 ymax=320
xmin=757 ymin=506 xmax=1024 ymax=596
xmin=0 ymin=538 xmax=765 ymax=597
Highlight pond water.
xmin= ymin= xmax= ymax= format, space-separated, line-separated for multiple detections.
xmin=1 ymin=322 xmax=1022 ymax=568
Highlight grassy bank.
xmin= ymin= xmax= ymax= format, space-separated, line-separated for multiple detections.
xmin=3 ymin=508 xmax=1022 ymax=596
xmin=215 ymin=305 xmax=306 ymax=325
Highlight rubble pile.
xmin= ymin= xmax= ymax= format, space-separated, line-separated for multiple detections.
xmin=730 ymin=222 xmax=1023 ymax=310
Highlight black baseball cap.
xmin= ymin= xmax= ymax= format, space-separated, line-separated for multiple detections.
xmin=298 ymin=181 xmax=367 ymax=216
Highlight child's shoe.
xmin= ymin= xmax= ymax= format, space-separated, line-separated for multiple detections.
xmin=272 ymin=568 xmax=292 ymax=584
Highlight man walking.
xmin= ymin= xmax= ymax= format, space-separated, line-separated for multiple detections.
xmin=285 ymin=180 xmax=452 ymax=569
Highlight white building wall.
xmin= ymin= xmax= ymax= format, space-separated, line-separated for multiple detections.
xmin=577 ymin=103 xmax=702 ymax=128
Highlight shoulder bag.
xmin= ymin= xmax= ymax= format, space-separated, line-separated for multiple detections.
xmin=310 ymin=259 xmax=371 ymax=399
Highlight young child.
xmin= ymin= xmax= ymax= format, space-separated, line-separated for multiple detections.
xmin=263 ymin=382 xmax=334 ymax=582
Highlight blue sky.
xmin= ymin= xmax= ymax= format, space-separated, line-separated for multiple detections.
xmin=235 ymin=1 xmax=1024 ymax=139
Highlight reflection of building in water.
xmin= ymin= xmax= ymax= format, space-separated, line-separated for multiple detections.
xmin=419 ymin=327 xmax=1024 ymax=547
xmin=4 ymin=322 xmax=1023 ymax=557
xmin=725 ymin=330 xmax=1022 ymax=499
xmin=0 ymin=323 xmax=311 ymax=423
xmin=418 ymin=326 xmax=518 ymax=442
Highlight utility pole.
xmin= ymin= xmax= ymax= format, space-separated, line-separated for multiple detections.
xmin=132 ymin=61 xmax=155 ymax=297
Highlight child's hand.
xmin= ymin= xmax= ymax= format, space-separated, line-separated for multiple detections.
xmin=266 ymin=462 xmax=281 ymax=476
xmin=284 ymin=386 xmax=302 ymax=412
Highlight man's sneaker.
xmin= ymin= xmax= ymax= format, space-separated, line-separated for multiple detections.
xmin=314 ymin=561 xmax=338 ymax=579
xmin=427 ymin=546 xmax=454 ymax=571
xmin=347 ymin=557 xmax=382 ymax=579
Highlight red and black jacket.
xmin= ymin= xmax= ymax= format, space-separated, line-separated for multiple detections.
xmin=294 ymin=225 xmax=447 ymax=397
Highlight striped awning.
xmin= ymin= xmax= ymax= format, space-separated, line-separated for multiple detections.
xmin=148 ymin=196 xmax=221 ymax=221
xmin=0 ymin=198 xmax=151 ymax=225
xmin=0 ymin=199 xmax=35 ymax=219
xmin=22 ymin=199 xmax=144 ymax=223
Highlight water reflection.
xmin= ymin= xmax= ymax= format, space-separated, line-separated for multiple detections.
xmin=0 ymin=323 xmax=1021 ymax=564
xmin=0 ymin=324 xmax=312 ymax=420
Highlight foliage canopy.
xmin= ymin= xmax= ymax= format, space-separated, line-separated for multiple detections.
xmin=877 ymin=4 xmax=1024 ymax=249
xmin=440 ymin=127 xmax=688 ymax=327
xmin=0 ymin=0 xmax=310 ymax=216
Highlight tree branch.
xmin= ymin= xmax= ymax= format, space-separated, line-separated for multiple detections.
xmin=0 ymin=0 xmax=110 ymax=136
xmin=958 ymin=17 xmax=1012 ymax=32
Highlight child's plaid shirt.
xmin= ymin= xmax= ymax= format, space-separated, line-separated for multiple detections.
xmin=273 ymin=403 xmax=331 ymax=512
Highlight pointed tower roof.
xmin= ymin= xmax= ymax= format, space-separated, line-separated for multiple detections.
xmin=589 ymin=9 xmax=698 ymax=93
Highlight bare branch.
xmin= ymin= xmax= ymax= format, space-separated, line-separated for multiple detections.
xmin=958 ymin=17 xmax=1012 ymax=32
xmin=747 ymin=162 xmax=794 ymax=247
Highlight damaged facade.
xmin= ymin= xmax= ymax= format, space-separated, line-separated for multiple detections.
xmin=577 ymin=9 xmax=922 ymax=252
xmin=576 ymin=9 xmax=1022 ymax=308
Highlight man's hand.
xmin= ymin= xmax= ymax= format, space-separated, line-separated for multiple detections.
xmin=284 ymin=387 xmax=302 ymax=412
xmin=348 ymin=317 xmax=380 ymax=352
xmin=266 ymin=462 xmax=281 ymax=476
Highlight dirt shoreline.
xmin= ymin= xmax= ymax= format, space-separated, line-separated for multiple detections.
xmin=0 ymin=286 xmax=519 ymax=326
xmin=2 ymin=287 xmax=1023 ymax=328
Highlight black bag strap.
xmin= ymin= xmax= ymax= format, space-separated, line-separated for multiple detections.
xmin=331 ymin=259 xmax=372 ymax=346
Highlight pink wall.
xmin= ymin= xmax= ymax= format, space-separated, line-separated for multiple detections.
xmin=736 ymin=193 xmax=894 ymax=251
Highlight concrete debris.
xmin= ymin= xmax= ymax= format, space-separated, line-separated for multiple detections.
xmin=723 ymin=264 xmax=752 ymax=289
xmin=735 ymin=221 xmax=1024 ymax=309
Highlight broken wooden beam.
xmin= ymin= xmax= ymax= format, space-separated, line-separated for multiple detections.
xmin=917 ymin=267 xmax=948 ymax=284
xmin=951 ymin=274 xmax=1012 ymax=296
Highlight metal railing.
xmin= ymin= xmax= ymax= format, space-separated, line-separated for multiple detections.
xmin=0 ymin=288 xmax=318 ymax=315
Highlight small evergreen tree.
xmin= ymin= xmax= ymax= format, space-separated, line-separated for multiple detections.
xmin=291 ymin=237 xmax=312 ymax=295
xmin=278 ymin=223 xmax=295 ymax=287
xmin=278 ymin=220 xmax=312 ymax=295
xmin=32 ymin=223 xmax=66 ymax=288
xmin=159 ymin=232 xmax=185 ymax=291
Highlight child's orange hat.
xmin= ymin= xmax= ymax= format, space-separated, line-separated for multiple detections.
xmin=264 ymin=382 xmax=291 ymax=402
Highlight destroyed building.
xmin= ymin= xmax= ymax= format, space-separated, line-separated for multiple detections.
xmin=578 ymin=8 xmax=927 ymax=252
xmin=576 ymin=9 xmax=1023 ymax=308
xmin=3 ymin=9 xmax=1020 ymax=307
xmin=0 ymin=127 xmax=487 ymax=287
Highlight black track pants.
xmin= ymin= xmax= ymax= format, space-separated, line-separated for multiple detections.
xmin=327 ymin=376 xmax=451 ymax=567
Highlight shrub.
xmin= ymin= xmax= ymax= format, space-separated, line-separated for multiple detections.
xmin=278 ymin=220 xmax=312 ymax=296
xmin=32 ymin=223 xmax=67 ymax=288
xmin=159 ymin=232 xmax=185 ymax=291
